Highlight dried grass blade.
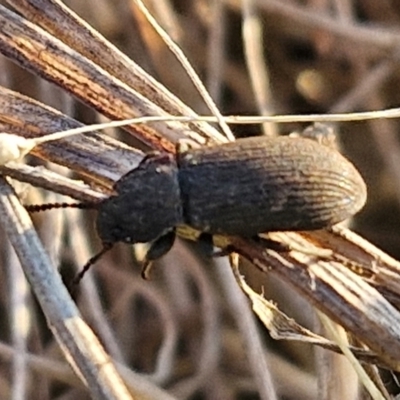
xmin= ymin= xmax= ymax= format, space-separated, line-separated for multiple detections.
xmin=0 ymin=176 xmax=132 ymax=399
xmin=6 ymin=0 xmax=225 ymax=143
xmin=0 ymin=4 xmax=193 ymax=151
xmin=0 ymin=163 xmax=105 ymax=203
xmin=230 ymin=235 xmax=400 ymax=371
xmin=0 ymin=86 xmax=142 ymax=185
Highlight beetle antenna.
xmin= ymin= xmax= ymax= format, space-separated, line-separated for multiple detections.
xmin=70 ymin=242 xmax=114 ymax=287
xmin=25 ymin=202 xmax=98 ymax=212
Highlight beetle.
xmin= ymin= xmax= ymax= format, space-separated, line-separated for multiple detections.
xmin=26 ymin=135 xmax=367 ymax=282
xmin=94 ymin=136 xmax=366 ymax=274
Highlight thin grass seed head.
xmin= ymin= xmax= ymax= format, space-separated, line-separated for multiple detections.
xmin=0 ymin=116 xmax=197 ymax=166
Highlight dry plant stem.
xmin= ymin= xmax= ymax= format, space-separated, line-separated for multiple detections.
xmin=318 ymin=313 xmax=385 ymax=400
xmin=161 ymin=247 xmax=196 ymax=315
xmin=242 ymin=281 xmax=389 ymax=367
xmin=0 ymin=5 xmax=176 ymax=152
xmin=0 ymin=87 xmax=142 ymax=186
xmin=37 ymin=189 xmax=65 ymax=268
xmin=136 ymin=243 xmax=219 ymax=396
xmin=303 ymin=0 xmax=363 ymax=386
xmin=361 ymin=362 xmax=391 ymax=400
xmin=161 ymin=243 xmax=221 ymax=395
xmin=228 ymin=0 xmax=400 ymax=52
xmin=330 ymin=60 xmax=395 ymax=113
xmin=206 ymin=0 xmax=226 ymax=106
xmin=0 ymin=163 xmax=106 ymax=203
xmin=230 ymin=235 xmax=400 ymax=371
xmin=0 ymin=177 xmax=132 ymax=399
xmin=324 ymin=39 xmax=400 ymax=299
xmin=4 ymin=77 xmax=400 ymax=142
xmin=1 ymin=2 xmax=224 ymax=149
xmin=0 ymin=55 xmax=11 ymax=86
xmin=366 ymin=95 xmax=400 ymax=211
xmin=39 ymin=76 xmax=74 ymax=116
xmin=236 ymin=271 xmax=381 ymax=361
xmin=147 ymin=0 xmax=182 ymax=41
xmin=177 ymin=224 xmax=400 ymax=371
xmin=132 ymin=0 xmax=234 ymax=141
xmin=302 ymin=227 xmax=400 ymax=297
xmin=5 ymin=0 xmax=226 ymax=144
xmin=68 ymin=210 xmax=177 ymax=387
xmin=110 ymin=274 xmax=178 ymax=384
xmin=215 ymin=256 xmax=278 ymax=400
xmin=6 ymin=242 xmax=30 ymax=400
xmin=267 ymin=352 xmax=317 ymax=399
xmin=332 ymin=0 xmax=353 ymax=19
xmin=241 ymin=0 xmax=277 ymax=137
xmin=183 ymin=250 xmax=220 ymax=386
xmin=66 ymin=209 xmax=126 ymax=364
xmin=0 ymin=340 xmax=179 ymax=400
xmin=129 ymin=2 xmax=199 ymax=109
xmin=314 ymin=314 xmax=360 ymax=400
xmin=103 ymin=266 xmax=179 ymax=389
xmin=315 ymin=319 xmax=359 ymax=400
xmin=0 ymin=340 xmax=82 ymax=387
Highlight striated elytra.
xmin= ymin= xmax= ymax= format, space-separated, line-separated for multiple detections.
xmin=96 ymin=136 xmax=367 ymax=263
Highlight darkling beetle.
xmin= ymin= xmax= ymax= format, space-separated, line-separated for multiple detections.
xmin=26 ymin=135 xmax=367 ymax=283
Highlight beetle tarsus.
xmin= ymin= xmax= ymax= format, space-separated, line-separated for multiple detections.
xmin=141 ymin=260 xmax=153 ymax=280
xmin=71 ymin=242 xmax=114 ymax=287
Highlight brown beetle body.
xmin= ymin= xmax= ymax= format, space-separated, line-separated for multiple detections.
xmin=96 ymin=136 xmax=366 ymax=262
xmin=177 ymin=136 xmax=366 ymax=235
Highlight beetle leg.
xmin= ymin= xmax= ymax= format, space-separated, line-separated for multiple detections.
xmin=197 ymin=232 xmax=239 ymax=258
xmin=141 ymin=229 xmax=176 ymax=279
xmin=213 ymin=235 xmax=290 ymax=258
xmin=196 ymin=232 xmax=214 ymax=256
xmin=196 ymin=233 xmax=238 ymax=258
xmin=251 ymin=235 xmax=290 ymax=252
